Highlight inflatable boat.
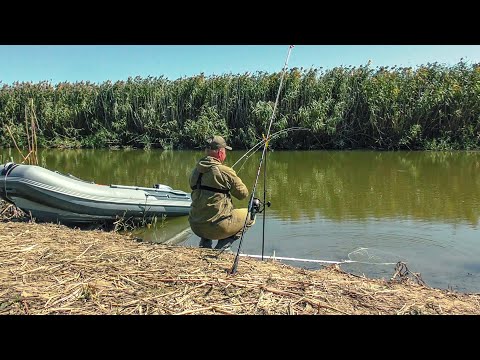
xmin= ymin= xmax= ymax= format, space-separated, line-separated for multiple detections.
xmin=0 ymin=162 xmax=192 ymax=224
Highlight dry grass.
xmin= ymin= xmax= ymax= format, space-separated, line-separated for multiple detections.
xmin=1 ymin=219 xmax=479 ymax=315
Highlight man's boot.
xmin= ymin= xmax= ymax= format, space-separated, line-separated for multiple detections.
xmin=214 ymin=236 xmax=236 ymax=252
xmin=199 ymin=238 xmax=213 ymax=249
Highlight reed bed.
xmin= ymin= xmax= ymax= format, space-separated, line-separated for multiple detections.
xmin=1 ymin=220 xmax=479 ymax=315
xmin=1 ymin=61 xmax=479 ymax=151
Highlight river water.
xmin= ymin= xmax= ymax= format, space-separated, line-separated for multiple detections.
xmin=2 ymin=148 xmax=479 ymax=293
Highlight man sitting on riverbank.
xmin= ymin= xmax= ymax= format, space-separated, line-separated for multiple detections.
xmin=188 ymin=135 xmax=255 ymax=251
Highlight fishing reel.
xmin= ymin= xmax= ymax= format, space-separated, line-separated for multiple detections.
xmin=250 ymin=197 xmax=271 ymax=220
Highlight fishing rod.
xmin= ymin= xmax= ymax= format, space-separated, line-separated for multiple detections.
xmin=230 ymin=45 xmax=295 ymax=275
xmin=262 ymin=134 xmax=267 ymax=260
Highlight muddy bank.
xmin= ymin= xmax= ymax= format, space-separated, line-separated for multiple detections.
xmin=1 ymin=219 xmax=479 ymax=315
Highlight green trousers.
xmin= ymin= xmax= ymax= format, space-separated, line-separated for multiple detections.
xmin=190 ymin=208 xmax=256 ymax=240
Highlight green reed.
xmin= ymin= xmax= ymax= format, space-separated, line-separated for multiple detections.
xmin=1 ymin=61 xmax=479 ymax=150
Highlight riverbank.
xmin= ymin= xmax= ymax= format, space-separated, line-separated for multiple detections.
xmin=1 ymin=219 xmax=479 ymax=315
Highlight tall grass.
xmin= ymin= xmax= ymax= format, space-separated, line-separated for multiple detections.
xmin=1 ymin=61 xmax=479 ymax=150
xmin=4 ymin=98 xmax=39 ymax=164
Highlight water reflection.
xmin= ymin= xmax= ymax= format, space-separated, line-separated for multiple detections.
xmin=3 ymin=148 xmax=478 ymax=226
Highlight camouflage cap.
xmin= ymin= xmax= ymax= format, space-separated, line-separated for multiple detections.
xmin=206 ymin=135 xmax=232 ymax=150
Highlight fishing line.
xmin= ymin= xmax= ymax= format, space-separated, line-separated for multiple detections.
xmin=239 ymin=247 xmax=405 ymax=266
xmin=230 ymin=45 xmax=295 ymax=275
xmin=231 ymin=127 xmax=310 ymax=174
xmin=345 ymin=247 xmax=405 ymax=265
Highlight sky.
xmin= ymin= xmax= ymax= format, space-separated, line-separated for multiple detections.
xmin=1 ymin=45 xmax=480 ymax=85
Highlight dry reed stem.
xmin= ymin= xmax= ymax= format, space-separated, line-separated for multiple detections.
xmin=25 ymin=105 xmax=32 ymax=159
xmin=1 ymin=220 xmax=480 ymax=315
xmin=5 ymin=125 xmax=27 ymax=162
